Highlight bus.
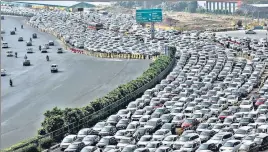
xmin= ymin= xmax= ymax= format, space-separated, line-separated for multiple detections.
xmin=88 ymin=22 xmax=103 ymax=30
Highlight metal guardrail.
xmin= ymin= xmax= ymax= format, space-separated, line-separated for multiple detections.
xmin=5 ymin=56 xmax=176 ymax=152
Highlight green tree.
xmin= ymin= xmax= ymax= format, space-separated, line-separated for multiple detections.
xmin=42 ymin=115 xmax=64 ymax=133
xmin=188 ymin=1 xmax=198 ymax=13
xmin=43 ymin=107 xmax=63 ymax=118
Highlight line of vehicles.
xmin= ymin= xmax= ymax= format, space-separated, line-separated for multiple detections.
xmin=55 ymin=32 xmax=268 ymax=152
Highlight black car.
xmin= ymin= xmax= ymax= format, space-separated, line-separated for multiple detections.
xmin=199 ymin=130 xmax=216 ymax=143
xmin=240 ymin=117 xmax=254 ymax=126
xmin=196 ymin=143 xmax=218 ymax=152
xmin=99 ymin=125 xmax=117 ymax=137
xmin=64 ymin=141 xmax=85 ymax=152
xmin=97 ymin=136 xmax=117 ymax=149
xmin=161 ymin=123 xmax=176 ymax=134
xmin=10 ymin=31 xmax=15 ymax=35
xmin=82 ymin=135 xmax=100 ymax=146
xmin=32 ymin=33 xmax=37 ymax=38
xmin=132 ymin=127 xmax=150 ymax=140
xmin=116 ymin=119 xmax=130 ymax=130
xmin=254 ymin=134 xmax=268 ymax=150
xmin=48 ymin=40 xmax=54 ymax=46
xmin=91 ymin=122 xmax=108 ymax=135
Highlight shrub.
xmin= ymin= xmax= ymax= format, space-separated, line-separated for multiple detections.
xmin=17 ymin=144 xmax=38 ymax=152
xmin=39 ymin=137 xmax=54 ymax=149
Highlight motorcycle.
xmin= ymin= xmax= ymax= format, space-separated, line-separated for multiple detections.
xmin=15 ymin=52 xmax=17 ymax=58
xmin=9 ymin=79 xmax=13 ymax=87
xmin=21 ymin=25 xmax=23 ymax=29
xmin=46 ymin=55 xmax=49 ymax=61
xmin=14 ymin=27 xmax=16 ymax=31
xmin=24 ymin=55 xmax=27 ymax=60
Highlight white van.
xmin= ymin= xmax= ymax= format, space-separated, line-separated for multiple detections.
xmin=2 ymin=42 xmax=8 ymax=48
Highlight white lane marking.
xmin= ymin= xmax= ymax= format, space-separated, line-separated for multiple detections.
xmin=52 ymin=84 xmax=62 ymax=91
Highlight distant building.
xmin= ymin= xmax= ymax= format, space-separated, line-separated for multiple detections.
xmin=15 ymin=1 xmax=95 ymax=11
xmin=200 ymin=1 xmax=240 ymax=14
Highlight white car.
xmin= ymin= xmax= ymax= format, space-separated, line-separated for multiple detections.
xmin=51 ymin=64 xmax=58 ymax=73
xmin=245 ymin=30 xmax=256 ymax=34
xmin=41 ymin=47 xmax=47 ymax=53
xmin=27 ymin=48 xmax=33 ymax=53
xmin=1 ymin=69 xmax=6 ymax=76
xmin=2 ymin=41 xmax=8 ymax=48
xmin=1 ymin=29 xmax=5 ymax=34
xmin=60 ymin=135 xmax=77 ymax=150
xmin=219 ymin=140 xmax=241 ymax=152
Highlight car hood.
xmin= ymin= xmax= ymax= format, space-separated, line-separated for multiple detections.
xmin=152 ymin=135 xmax=164 ymax=140
xmin=117 ymin=143 xmax=129 ymax=147
xmin=60 ymin=143 xmax=71 ymax=148
xmin=207 ymin=140 xmax=221 ymax=144
xmin=83 ymin=141 xmax=93 ymax=146
xmin=148 ymin=148 xmax=157 ymax=152
xmin=137 ymin=141 xmax=149 ymax=146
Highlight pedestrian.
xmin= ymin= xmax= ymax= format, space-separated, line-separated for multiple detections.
xmin=1 ymin=36 xmax=3 ymax=40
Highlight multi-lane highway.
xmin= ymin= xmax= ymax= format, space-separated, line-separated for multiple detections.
xmin=217 ymin=30 xmax=268 ymax=39
xmin=1 ymin=16 xmax=151 ymax=149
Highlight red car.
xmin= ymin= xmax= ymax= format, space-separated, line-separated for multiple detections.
xmin=181 ymin=118 xmax=199 ymax=129
xmin=218 ymin=110 xmax=232 ymax=121
xmin=255 ymin=98 xmax=266 ymax=106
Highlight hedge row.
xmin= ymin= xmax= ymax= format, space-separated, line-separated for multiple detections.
xmin=4 ymin=54 xmax=173 ymax=152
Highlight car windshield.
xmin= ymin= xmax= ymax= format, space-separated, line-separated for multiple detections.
xmin=147 ymin=143 xmax=159 ymax=148
xmin=128 ymin=103 xmax=137 ymax=108
xmin=119 ymin=119 xmax=129 ymax=124
xmin=162 ymin=123 xmax=172 ymax=129
xmin=224 ymin=118 xmax=233 ymax=123
xmin=134 ymin=111 xmax=144 ymax=115
xmin=224 ymin=142 xmax=234 ymax=147
xmin=184 ymin=119 xmax=194 ymax=123
xmin=127 ymin=124 xmax=136 ymax=129
xmin=240 ymin=118 xmax=250 ymax=122
xmin=99 ymin=138 xmax=109 ymax=144
xmin=164 ymin=136 xmax=174 ymax=141
xmin=140 ymin=136 xmax=151 ymax=141
xmin=198 ymin=144 xmax=209 ymax=149
xmin=95 ymin=122 xmax=105 ymax=128
xmin=207 ymin=119 xmax=216 ymax=123
xmin=244 ymin=136 xmax=255 ymax=141
xmin=120 ymin=139 xmax=130 ymax=143
xmin=146 ymin=120 xmax=156 ymax=126
xmin=78 ymin=130 xmax=88 ymax=135
xmin=81 ymin=147 xmax=94 ymax=152
xmin=254 ymin=137 xmax=263 ymax=144
xmin=211 ymin=105 xmax=219 ymax=108
xmin=240 ymin=108 xmax=250 ymax=112
xmin=155 ymin=130 xmax=165 ymax=135
xmin=104 ymin=147 xmax=114 ymax=152
xmin=236 ymin=129 xmax=247 ymax=134
xmin=213 ymin=125 xmax=223 ymax=129
xmin=184 ymin=143 xmax=194 ymax=148
xmin=140 ymin=117 xmax=149 ymax=122
xmin=102 ymin=127 xmax=111 ymax=132
xmin=68 ymin=143 xmax=78 ymax=149
xmin=199 ymin=124 xmax=208 ymax=129
xmin=239 ymin=144 xmax=250 ymax=150
xmin=115 ymin=131 xmax=125 ymax=136
xmin=118 ymin=110 xmax=128 ymax=115
xmin=212 ymin=135 xmax=222 ymax=140
xmin=62 ymin=137 xmax=73 ymax=143
xmin=180 ymin=136 xmax=191 ymax=141
xmin=200 ymin=131 xmax=211 ymax=136
xmin=193 ymin=113 xmax=203 ymax=118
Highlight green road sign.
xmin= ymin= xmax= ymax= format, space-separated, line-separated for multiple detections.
xmin=136 ymin=9 xmax=162 ymax=23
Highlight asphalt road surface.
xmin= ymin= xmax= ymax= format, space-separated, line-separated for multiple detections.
xmin=1 ymin=16 xmax=151 ymax=149
xmin=217 ymin=30 xmax=268 ymax=39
